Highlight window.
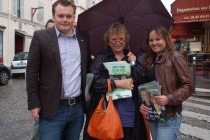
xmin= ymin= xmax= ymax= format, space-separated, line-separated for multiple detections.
xmin=12 ymin=0 xmax=24 ymax=18
xmin=20 ymin=0 xmax=24 ymax=18
xmin=0 ymin=31 xmax=2 ymax=58
xmin=0 ymin=0 xmax=2 ymax=11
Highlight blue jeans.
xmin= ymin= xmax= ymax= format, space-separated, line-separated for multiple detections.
xmin=148 ymin=113 xmax=182 ymax=140
xmin=39 ymin=103 xmax=84 ymax=140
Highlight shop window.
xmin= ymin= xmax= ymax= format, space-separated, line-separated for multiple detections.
xmin=0 ymin=31 xmax=2 ymax=59
xmin=12 ymin=0 xmax=24 ymax=18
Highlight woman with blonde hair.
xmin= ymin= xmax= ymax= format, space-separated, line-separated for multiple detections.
xmin=84 ymin=23 xmax=148 ymax=140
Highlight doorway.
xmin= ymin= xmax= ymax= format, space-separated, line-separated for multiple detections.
xmin=15 ymin=33 xmax=24 ymax=54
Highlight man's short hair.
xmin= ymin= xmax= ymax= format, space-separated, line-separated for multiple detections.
xmin=52 ymin=0 xmax=76 ymax=15
xmin=45 ymin=19 xmax=54 ymax=28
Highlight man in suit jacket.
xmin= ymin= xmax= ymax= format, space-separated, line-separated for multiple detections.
xmin=26 ymin=0 xmax=91 ymax=139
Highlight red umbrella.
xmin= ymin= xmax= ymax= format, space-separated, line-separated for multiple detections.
xmin=77 ymin=0 xmax=174 ymax=56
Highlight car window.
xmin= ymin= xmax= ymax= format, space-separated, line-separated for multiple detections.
xmin=13 ymin=53 xmax=28 ymax=61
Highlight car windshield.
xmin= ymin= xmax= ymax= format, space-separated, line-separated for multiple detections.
xmin=13 ymin=53 xmax=28 ymax=61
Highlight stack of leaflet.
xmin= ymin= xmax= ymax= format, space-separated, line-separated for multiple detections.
xmin=103 ymin=61 xmax=132 ymax=100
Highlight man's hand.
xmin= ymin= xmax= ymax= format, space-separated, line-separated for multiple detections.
xmin=30 ymin=108 xmax=41 ymax=122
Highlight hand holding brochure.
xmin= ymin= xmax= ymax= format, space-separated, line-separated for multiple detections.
xmin=103 ymin=61 xmax=132 ymax=100
xmin=138 ymin=81 xmax=167 ymax=122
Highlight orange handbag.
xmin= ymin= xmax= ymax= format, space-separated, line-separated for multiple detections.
xmin=87 ymin=95 xmax=124 ymax=140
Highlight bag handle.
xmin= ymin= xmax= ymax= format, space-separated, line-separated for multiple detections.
xmin=97 ymin=95 xmax=106 ymax=112
xmin=106 ymin=96 xmax=114 ymax=111
xmin=107 ymin=78 xmax=112 ymax=92
xmin=97 ymin=95 xmax=113 ymax=113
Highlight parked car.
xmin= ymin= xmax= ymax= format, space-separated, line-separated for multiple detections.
xmin=0 ymin=63 xmax=11 ymax=85
xmin=11 ymin=52 xmax=28 ymax=78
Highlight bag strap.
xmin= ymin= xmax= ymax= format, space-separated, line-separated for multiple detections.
xmin=107 ymin=78 xmax=112 ymax=92
xmin=97 ymin=95 xmax=109 ymax=112
xmin=106 ymin=96 xmax=114 ymax=110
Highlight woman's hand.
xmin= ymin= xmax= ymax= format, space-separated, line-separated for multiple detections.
xmin=127 ymin=52 xmax=136 ymax=63
xmin=139 ymin=104 xmax=150 ymax=116
xmin=153 ymin=95 xmax=169 ymax=106
xmin=87 ymin=91 xmax=92 ymax=101
xmin=114 ymin=78 xmax=134 ymax=90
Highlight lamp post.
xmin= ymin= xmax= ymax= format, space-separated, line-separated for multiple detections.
xmin=31 ymin=7 xmax=43 ymax=21
xmin=193 ymin=56 xmax=196 ymax=94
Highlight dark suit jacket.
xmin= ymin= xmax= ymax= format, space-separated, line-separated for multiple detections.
xmin=26 ymin=27 xmax=91 ymax=118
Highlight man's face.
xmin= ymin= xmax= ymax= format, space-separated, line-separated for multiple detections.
xmin=53 ymin=4 xmax=75 ymax=36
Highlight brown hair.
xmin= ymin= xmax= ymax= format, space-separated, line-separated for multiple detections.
xmin=45 ymin=19 xmax=54 ymax=28
xmin=104 ymin=23 xmax=130 ymax=45
xmin=52 ymin=0 xmax=76 ymax=15
xmin=144 ymin=25 xmax=175 ymax=70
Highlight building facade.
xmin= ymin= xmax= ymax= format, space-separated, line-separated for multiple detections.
xmin=171 ymin=0 xmax=210 ymax=53
xmin=0 ymin=0 xmax=52 ymax=66
xmin=0 ymin=0 xmax=102 ymax=66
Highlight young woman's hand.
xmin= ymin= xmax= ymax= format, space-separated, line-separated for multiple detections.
xmin=139 ymin=104 xmax=150 ymax=116
xmin=153 ymin=95 xmax=169 ymax=106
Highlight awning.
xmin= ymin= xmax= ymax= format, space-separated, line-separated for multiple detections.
xmin=172 ymin=22 xmax=204 ymax=37
xmin=15 ymin=29 xmax=32 ymax=37
xmin=171 ymin=0 xmax=210 ymax=23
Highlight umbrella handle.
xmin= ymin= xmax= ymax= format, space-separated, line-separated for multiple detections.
xmin=127 ymin=44 xmax=135 ymax=66
xmin=130 ymin=61 xmax=135 ymax=66
xmin=131 ymin=65 xmax=137 ymax=83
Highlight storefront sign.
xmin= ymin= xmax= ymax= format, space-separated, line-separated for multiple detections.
xmin=176 ymin=6 xmax=210 ymax=13
xmin=173 ymin=12 xmax=210 ymax=23
xmin=171 ymin=0 xmax=210 ymax=23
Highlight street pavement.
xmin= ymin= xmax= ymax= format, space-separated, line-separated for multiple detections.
xmin=0 ymin=75 xmax=210 ymax=140
xmin=179 ymin=96 xmax=210 ymax=140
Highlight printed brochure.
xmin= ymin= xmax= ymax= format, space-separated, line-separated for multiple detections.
xmin=138 ymin=81 xmax=167 ymax=122
xmin=103 ymin=61 xmax=132 ymax=100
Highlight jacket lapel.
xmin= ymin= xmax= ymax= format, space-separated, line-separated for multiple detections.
xmin=47 ymin=27 xmax=62 ymax=75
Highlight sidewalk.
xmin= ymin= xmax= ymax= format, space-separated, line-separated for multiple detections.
xmin=192 ymin=75 xmax=210 ymax=97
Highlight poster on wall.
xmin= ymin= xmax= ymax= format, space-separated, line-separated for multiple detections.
xmin=190 ymin=42 xmax=201 ymax=52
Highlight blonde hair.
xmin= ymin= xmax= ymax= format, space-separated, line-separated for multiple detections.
xmin=104 ymin=23 xmax=130 ymax=45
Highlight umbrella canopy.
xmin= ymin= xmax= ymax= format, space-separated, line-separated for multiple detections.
xmin=77 ymin=0 xmax=174 ymax=56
